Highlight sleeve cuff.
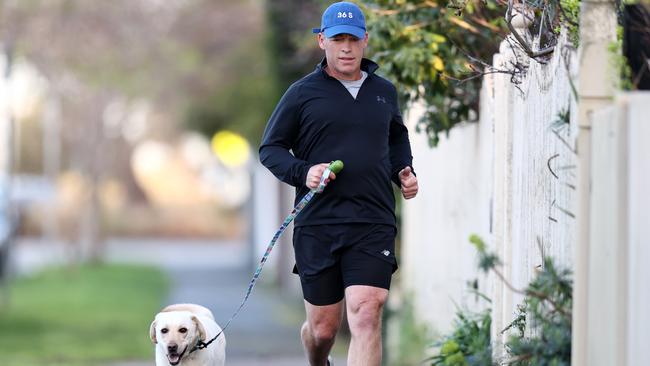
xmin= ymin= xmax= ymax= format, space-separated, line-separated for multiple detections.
xmin=296 ymin=162 xmax=314 ymax=188
xmin=392 ymin=165 xmax=415 ymax=187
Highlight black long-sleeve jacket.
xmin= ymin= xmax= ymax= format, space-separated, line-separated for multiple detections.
xmin=259 ymin=58 xmax=414 ymax=227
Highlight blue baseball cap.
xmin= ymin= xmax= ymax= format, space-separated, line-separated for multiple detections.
xmin=312 ymin=2 xmax=366 ymax=39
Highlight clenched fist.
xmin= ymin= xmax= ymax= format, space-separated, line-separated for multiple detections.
xmin=306 ymin=163 xmax=337 ymax=190
xmin=399 ymin=166 xmax=418 ymax=199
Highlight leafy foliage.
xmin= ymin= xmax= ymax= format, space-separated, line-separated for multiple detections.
xmin=469 ymin=233 xmax=500 ymax=272
xmin=426 ymin=235 xmax=572 ymax=366
xmin=521 ymin=0 xmax=581 ymax=49
xmin=504 ymin=258 xmax=572 ymax=365
xmin=362 ymin=0 xmax=584 ymax=146
xmin=621 ymin=3 xmax=650 ymax=90
xmin=361 ymin=0 xmax=507 ymax=146
xmin=610 ymin=25 xmax=635 ymax=91
xmin=471 ymin=235 xmax=572 ymax=365
xmin=428 ymin=309 xmax=493 ymax=366
xmin=558 ymin=0 xmax=581 ymax=46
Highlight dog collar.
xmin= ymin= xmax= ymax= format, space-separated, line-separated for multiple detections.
xmin=188 ymin=335 xmax=215 ymax=355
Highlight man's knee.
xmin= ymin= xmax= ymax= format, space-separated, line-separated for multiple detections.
xmin=348 ymin=299 xmax=384 ymax=331
xmin=303 ymin=300 xmax=344 ymax=345
xmin=346 ymin=289 xmax=387 ymax=333
xmin=306 ymin=320 xmax=339 ymax=344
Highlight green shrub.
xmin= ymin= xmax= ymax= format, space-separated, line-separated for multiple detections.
xmin=428 ymin=308 xmax=492 ymax=366
xmin=473 ymin=235 xmax=572 ymax=365
xmin=503 ymin=258 xmax=572 ymax=365
xmin=425 ymin=236 xmax=572 ymax=366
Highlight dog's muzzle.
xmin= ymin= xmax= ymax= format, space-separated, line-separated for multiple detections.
xmin=166 ymin=344 xmax=187 ymax=366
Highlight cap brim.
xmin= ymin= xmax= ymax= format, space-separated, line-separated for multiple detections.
xmin=323 ymin=25 xmax=366 ymax=39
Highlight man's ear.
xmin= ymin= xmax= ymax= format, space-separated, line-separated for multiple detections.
xmin=318 ymin=33 xmax=327 ymax=50
xmin=149 ymin=320 xmax=158 ymax=344
xmin=192 ymin=315 xmax=207 ymax=341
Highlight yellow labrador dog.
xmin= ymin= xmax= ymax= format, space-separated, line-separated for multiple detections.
xmin=150 ymin=304 xmax=226 ymax=366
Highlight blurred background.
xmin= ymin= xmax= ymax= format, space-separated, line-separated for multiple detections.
xmin=0 ymin=0 xmax=330 ymax=365
xmin=1 ymin=0 xmax=649 ymax=366
xmin=0 ymin=0 xmax=322 ymax=246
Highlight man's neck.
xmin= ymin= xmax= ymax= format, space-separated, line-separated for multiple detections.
xmin=324 ymin=65 xmax=362 ymax=81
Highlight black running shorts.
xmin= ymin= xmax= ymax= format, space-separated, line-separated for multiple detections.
xmin=292 ymin=223 xmax=398 ymax=306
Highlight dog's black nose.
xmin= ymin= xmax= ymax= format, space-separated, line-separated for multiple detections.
xmin=167 ymin=344 xmax=178 ymax=353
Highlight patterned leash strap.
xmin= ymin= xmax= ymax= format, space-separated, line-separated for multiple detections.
xmin=190 ymin=160 xmax=344 ymax=354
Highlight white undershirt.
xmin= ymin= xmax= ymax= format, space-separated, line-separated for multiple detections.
xmin=337 ymin=71 xmax=368 ymax=99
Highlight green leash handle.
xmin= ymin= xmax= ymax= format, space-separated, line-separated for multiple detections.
xmin=328 ymin=160 xmax=344 ymax=174
xmin=315 ymin=160 xmax=344 ymax=193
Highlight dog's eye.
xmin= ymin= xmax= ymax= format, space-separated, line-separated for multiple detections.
xmin=161 ymin=328 xmax=168 ymax=334
xmin=179 ymin=327 xmax=187 ymax=334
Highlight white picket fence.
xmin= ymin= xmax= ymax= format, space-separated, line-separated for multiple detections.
xmin=401 ymin=32 xmax=578 ymax=349
xmin=401 ymin=19 xmax=650 ymax=363
xmin=586 ymin=92 xmax=650 ymax=366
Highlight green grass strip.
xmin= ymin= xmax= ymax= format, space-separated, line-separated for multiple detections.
xmin=0 ymin=264 xmax=168 ymax=366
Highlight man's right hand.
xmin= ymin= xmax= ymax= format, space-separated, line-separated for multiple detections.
xmin=306 ymin=163 xmax=337 ymax=189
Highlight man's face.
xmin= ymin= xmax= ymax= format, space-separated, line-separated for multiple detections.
xmin=318 ymin=32 xmax=368 ymax=80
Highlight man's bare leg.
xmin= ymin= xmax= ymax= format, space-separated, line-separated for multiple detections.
xmin=345 ymin=285 xmax=389 ymax=366
xmin=302 ymin=299 xmax=344 ymax=366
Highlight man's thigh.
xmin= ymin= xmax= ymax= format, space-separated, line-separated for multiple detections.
xmin=340 ymin=224 xmax=397 ymax=290
xmin=293 ymin=225 xmax=344 ymax=306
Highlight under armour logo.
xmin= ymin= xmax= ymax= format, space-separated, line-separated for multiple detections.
xmin=382 ymin=250 xmax=390 ymax=256
xmin=376 ymin=96 xmax=387 ymax=104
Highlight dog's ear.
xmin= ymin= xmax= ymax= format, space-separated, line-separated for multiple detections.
xmin=149 ymin=320 xmax=158 ymax=344
xmin=191 ymin=315 xmax=207 ymax=341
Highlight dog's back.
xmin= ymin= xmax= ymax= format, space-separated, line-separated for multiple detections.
xmin=161 ymin=303 xmax=215 ymax=321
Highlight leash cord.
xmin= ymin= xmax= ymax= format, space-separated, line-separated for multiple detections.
xmin=189 ymin=164 xmax=338 ymax=354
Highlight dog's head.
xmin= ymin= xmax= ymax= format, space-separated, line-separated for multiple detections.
xmin=150 ymin=310 xmax=207 ymax=365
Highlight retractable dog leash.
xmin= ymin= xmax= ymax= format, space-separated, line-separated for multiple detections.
xmin=190 ymin=160 xmax=344 ymax=354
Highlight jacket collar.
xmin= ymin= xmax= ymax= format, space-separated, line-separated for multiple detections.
xmin=317 ymin=57 xmax=379 ymax=79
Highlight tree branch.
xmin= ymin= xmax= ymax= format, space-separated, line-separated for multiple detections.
xmin=506 ymin=0 xmax=555 ymax=58
xmin=488 ymin=250 xmax=572 ymax=322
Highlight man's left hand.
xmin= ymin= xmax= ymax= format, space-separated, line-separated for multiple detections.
xmin=398 ymin=166 xmax=418 ymax=199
